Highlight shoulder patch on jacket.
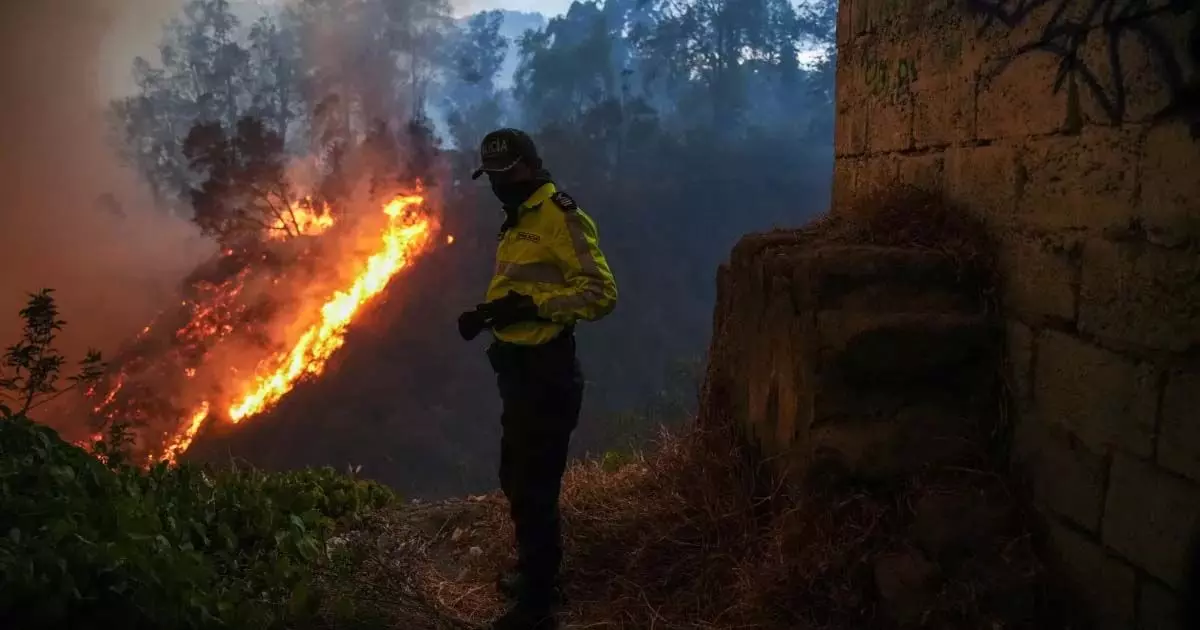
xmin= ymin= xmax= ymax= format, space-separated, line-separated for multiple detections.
xmin=549 ymin=191 xmax=578 ymax=212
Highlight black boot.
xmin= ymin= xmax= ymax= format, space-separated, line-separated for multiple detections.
xmin=496 ymin=569 xmax=523 ymax=600
xmin=489 ymin=599 xmax=559 ymax=630
xmin=496 ymin=569 xmax=564 ymax=605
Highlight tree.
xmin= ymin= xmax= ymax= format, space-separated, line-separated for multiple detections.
xmin=513 ymin=1 xmax=626 ymax=125
xmin=111 ymin=0 xmax=464 ymax=218
xmin=246 ymin=13 xmax=303 ymax=143
xmin=183 ymin=116 xmax=328 ymax=248
xmin=450 ymin=11 xmax=509 ymax=89
xmin=380 ymin=0 xmax=455 ymax=122
xmin=439 ymin=10 xmax=510 ymax=151
xmin=109 ymin=0 xmax=253 ymax=214
xmin=0 ymin=290 xmax=104 ymax=419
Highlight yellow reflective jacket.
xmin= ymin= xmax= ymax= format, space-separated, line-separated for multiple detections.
xmin=487 ymin=182 xmax=617 ymax=345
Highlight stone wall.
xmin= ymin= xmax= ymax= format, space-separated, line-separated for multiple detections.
xmin=829 ymin=1 xmax=1200 ymax=628
xmin=703 ymin=230 xmax=1001 ymax=480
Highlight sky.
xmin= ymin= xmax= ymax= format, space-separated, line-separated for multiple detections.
xmin=98 ymin=0 xmax=573 ymax=99
xmin=97 ymin=0 xmax=186 ymax=100
xmin=450 ymin=0 xmax=572 ymax=15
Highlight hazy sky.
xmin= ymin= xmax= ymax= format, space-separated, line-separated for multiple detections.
xmin=0 ymin=0 xmax=213 ymax=364
xmin=451 ymin=0 xmax=571 ymax=15
xmin=98 ymin=0 xmax=571 ymax=99
xmin=97 ymin=0 xmax=185 ymax=100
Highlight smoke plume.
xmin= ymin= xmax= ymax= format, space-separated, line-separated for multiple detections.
xmin=0 ymin=0 xmax=211 ymax=362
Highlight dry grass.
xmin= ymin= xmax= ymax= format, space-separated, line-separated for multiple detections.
xmin=319 ymin=414 xmax=1069 ymax=630
xmin=813 ymin=186 xmax=998 ymax=275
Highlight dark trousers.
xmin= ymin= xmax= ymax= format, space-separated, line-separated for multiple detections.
xmin=487 ymin=330 xmax=583 ymax=595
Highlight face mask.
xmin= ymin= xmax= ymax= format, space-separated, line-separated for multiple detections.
xmin=490 ymin=180 xmax=530 ymax=207
xmin=491 ymin=179 xmax=547 ymax=207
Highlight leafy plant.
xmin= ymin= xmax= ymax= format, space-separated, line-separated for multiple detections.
xmin=0 ymin=290 xmax=397 ymax=629
xmin=0 ymin=289 xmax=104 ymax=419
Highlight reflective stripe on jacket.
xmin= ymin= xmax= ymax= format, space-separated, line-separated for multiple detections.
xmin=487 ymin=182 xmax=618 ymax=345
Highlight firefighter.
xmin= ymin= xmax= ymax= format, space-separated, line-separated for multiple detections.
xmin=457 ymin=128 xmax=618 ymax=629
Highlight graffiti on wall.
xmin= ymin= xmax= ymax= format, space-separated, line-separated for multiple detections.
xmin=964 ymin=0 xmax=1199 ymax=137
xmin=863 ymin=54 xmax=919 ymax=106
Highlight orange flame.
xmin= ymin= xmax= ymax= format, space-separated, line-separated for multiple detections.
xmin=268 ymin=198 xmax=335 ymax=240
xmin=149 ymin=193 xmax=434 ymax=464
xmin=159 ymin=402 xmax=211 ymax=465
xmin=228 ymin=194 xmax=429 ymax=421
xmin=93 ymin=378 xmax=124 ymax=414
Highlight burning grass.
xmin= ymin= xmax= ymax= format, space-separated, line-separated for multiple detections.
xmin=77 ymin=189 xmax=442 ymax=467
xmin=327 ymin=415 xmax=1073 ymax=630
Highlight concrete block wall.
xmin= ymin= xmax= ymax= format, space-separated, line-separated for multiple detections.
xmin=833 ymin=1 xmax=1200 ymax=628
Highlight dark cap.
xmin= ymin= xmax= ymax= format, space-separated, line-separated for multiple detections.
xmin=470 ymin=128 xmax=540 ymax=180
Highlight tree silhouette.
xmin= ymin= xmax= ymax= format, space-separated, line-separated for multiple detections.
xmin=0 ymin=290 xmax=104 ymax=418
xmin=183 ymin=116 xmax=327 ymax=248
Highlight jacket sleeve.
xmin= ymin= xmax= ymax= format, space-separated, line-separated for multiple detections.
xmin=534 ymin=207 xmax=618 ymax=324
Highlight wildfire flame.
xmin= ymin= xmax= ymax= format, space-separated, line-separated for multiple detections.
xmin=160 ymin=402 xmax=210 ymax=465
xmin=268 ymin=198 xmax=336 ymax=240
xmin=139 ymin=192 xmax=435 ymax=465
xmin=227 ymin=195 xmax=429 ymax=422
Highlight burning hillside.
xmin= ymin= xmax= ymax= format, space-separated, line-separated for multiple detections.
xmin=81 ymin=187 xmax=445 ymax=465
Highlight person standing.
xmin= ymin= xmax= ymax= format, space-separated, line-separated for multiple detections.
xmin=457 ymin=128 xmax=618 ymax=629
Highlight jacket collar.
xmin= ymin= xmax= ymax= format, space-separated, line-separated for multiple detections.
xmin=499 ymin=182 xmax=557 ymax=239
xmin=520 ymin=181 xmax=556 ymax=210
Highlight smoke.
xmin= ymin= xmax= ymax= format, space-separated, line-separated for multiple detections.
xmin=448 ymin=0 xmax=569 ymax=17
xmin=0 ymin=0 xmax=212 ymax=363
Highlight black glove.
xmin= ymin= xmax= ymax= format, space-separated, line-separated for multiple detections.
xmin=485 ymin=291 xmax=541 ymax=330
xmin=456 ymin=292 xmax=540 ymax=342
xmin=457 ymin=309 xmax=488 ymax=341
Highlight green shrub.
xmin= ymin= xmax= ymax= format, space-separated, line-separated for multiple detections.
xmin=0 ymin=288 xmax=103 ymax=420
xmin=0 ymin=290 xmax=397 ymax=629
xmin=0 ymin=417 xmax=395 ymax=629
